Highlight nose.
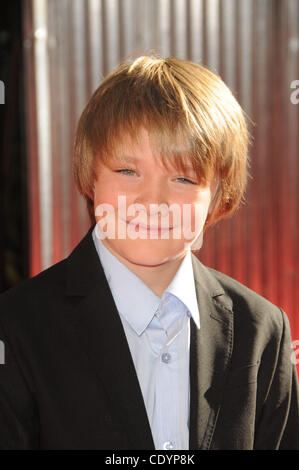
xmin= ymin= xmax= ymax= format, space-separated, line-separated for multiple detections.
xmin=133 ymin=181 xmax=169 ymax=215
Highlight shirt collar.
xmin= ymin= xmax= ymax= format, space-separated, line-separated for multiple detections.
xmin=164 ymin=248 xmax=200 ymax=330
xmin=92 ymin=225 xmax=200 ymax=335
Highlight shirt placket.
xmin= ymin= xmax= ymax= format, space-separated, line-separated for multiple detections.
xmin=149 ymin=295 xmax=188 ymax=450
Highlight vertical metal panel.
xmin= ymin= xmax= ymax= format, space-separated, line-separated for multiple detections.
xmin=69 ymin=0 xmax=90 ymax=244
xmin=220 ymin=0 xmax=236 ymax=90
xmin=172 ymin=0 xmax=187 ymax=58
xmin=23 ymin=0 xmax=299 ymax=364
xmin=118 ymin=0 xmax=135 ymax=59
xmin=238 ymin=0 xmax=253 ymax=115
xmin=87 ymin=0 xmax=103 ymax=90
xmin=205 ymin=0 xmax=220 ymax=73
xmin=188 ymin=0 xmax=203 ymax=63
xmin=249 ymin=0 xmax=270 ymax=297
xmin=48 ymin=0 xmax=74 ymax=258
xmin=32 ymin=0 xmax=53 ymax=270
xmin=157 ymin=0 xmax=171 ymax=57
xmin=279 ymin=0 xmax=299 ymax=337
xmin=23 ymin=0 xmax=41 ymax=276
xmin=102 ymin=0 xmax=119 ymax=72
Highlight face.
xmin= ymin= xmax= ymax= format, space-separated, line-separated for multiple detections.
xmin=93 ymin=128 xmax=216 ymax=268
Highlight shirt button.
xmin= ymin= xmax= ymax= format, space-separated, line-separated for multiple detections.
xmin=161 ymin=352 xmax=171 ymax=363
xmin=163 ymin=441 xmax=174 ymax=450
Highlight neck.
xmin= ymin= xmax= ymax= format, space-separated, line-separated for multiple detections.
xmin=101 ymin=241 xmax=187 ymax=298
xmin=125 ymin=256 xmax=186 ymax=298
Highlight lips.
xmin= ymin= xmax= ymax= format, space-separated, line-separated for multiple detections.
xmin=128 ymin=222 xmax=173 ymax=231
xmin=121 ymin=218 xmax=174 ymax=231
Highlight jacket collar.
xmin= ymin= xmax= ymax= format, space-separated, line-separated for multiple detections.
xmin=189 ymin=254 xmax=234 ymax=449
xmin=66 ymin=227 xmax=234 ymax=450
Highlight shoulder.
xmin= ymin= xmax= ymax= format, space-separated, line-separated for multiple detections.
xmin=201 ymin=264 xmax=294 ymax=367
xmin=194 ymin=257 xmax=286 ymax=336
xmin=0 ymin=258 xmax=68 ymax=328
xmin=0 ymin=226 xmax=99 ymax=333
xmin=0 ymin=226 xmax=102 ymax=334
xmin=208 ymin=265 xmax=280 ymax=311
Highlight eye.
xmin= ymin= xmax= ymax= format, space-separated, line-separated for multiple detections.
xmin=175 ymin=177 xmax=197 ymax=185
xmin=115 ymin=169 xmax=136 ymax=176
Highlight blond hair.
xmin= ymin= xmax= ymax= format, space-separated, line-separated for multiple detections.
xmin=73 ymin=55 xmax=250 ymax=231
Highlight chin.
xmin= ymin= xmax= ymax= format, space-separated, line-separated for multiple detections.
xmin=105 ymin=238 xmax=186 ymax=267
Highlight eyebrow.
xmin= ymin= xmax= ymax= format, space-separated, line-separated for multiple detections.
xmin=114 ymin=154 xmax=196 ymax=172
xmin=116 ymin=155 xmax=139 ymax=163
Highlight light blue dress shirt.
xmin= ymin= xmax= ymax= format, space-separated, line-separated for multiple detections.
xmin=92 ymin=226 xmax=200 ymax=450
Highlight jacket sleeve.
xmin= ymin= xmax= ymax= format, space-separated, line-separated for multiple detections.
xmin=0 ymin=318 xmax=39 ymax=449
xmin=254 ymin=308 xmax=299 ymax=450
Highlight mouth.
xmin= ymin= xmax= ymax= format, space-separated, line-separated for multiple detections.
xmin=121 ymin=219 xmax=174 ymax=232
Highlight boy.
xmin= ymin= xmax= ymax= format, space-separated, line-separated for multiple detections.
xmin=0 ymin=55 xmax=298 ymax=450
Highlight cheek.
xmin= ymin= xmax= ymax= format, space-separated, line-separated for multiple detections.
xmin=176 ymin=192 xmax=212 ymax=230
xmin=94 ymin=179 xmax=122 ymax=208
xmin=171 ymin=189 xmax=211 ymax=215
xmin=93 ymin=186 xmax=137 ymax=225
xmin=179 ymin=203 xmax=209 ymax=230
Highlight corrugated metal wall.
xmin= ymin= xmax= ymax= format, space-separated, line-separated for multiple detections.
xmin=22 ymin=0 xmax=299 ymax=360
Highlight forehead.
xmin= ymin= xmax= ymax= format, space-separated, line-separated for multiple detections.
xmin=108 ymin=127 xmax=194 ymax=170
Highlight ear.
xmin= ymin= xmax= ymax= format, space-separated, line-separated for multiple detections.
xmin=190 ymin=229 xmax=204 ymax=251
xmin=208 ymin=175 xmax=219 ymax=214
xmin=86 ymin=184 xmax=95 ymax=200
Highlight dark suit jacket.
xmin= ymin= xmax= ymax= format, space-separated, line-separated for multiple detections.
xmin=0 ymin=227 xmax=298 ymax=450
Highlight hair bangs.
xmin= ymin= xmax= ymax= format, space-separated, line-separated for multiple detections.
xmin=91 ymin=80 xmax=215 ymax=187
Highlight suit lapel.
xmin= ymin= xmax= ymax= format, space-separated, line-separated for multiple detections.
xmin=65 ymin=227 xmax=155 ymax=450
xmin=65 ymin=228 xmax=233 ymax=450
xmin=189 ymin=254 xmax=234 ymax=449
